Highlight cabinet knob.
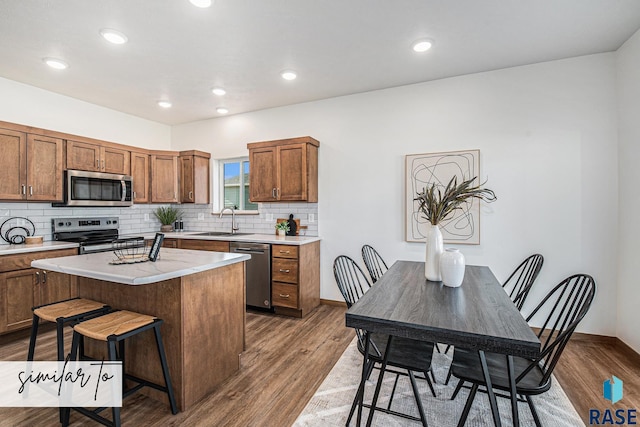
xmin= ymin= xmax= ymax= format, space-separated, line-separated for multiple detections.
xmin=279 ymin=294 xmax=290 ymax=299
xmin=279 ymin=269 xmax=290 ymax=273
xmin=133 ymin=191 xmax=137 ymax=199
xmin=35 ymin=271 xmax=40 ymax=284
xmin=279 ymin=250 xmax=290 ymax=254
xmin=21 ymin=184 xmax=26 ymax=195
xmin=29 ymin=186 xmax=33 ymax=196
xmin=42 ymin=271 xmax=47 ymax=283
xmin=189 ymin=191 xmax=193 ymax=200
xmin=101 ymin=159 xmax=105 ymax=170
xmin=272 ymin=188 xmax=276 ymax=198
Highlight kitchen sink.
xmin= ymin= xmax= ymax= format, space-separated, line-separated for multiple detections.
xmin=192 ymin=232 xmax=254 ymax=237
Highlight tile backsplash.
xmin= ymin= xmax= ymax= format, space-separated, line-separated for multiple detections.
xmin=0 ymin=202 xmax=318 ymax=244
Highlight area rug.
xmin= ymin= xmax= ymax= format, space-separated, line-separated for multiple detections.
xmin=293 ymin=338 xmax=585 ymax=426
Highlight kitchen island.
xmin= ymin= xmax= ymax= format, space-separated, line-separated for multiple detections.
xmin=31 ymin=248 xmax=250 ymax=411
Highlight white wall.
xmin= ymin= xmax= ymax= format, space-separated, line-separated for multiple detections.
xmin=616 ymin=29 xmax=640 ymax=353
xmin=173 ymin=53 xmax=619 ymax=336
xmin=0 ymin=77 xmax=171 ymax=149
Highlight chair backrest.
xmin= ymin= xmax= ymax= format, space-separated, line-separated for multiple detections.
xmin=361 ymin=245 xmax=389 ymax=284
xmin=333 ymin=255 xmax=373 ymax=308
xmin=518 ymin=273 xmax=596 ymax=386
xmin=503 ymin=254 xmax=544 ymax=311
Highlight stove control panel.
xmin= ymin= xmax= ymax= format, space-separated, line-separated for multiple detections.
xmin=52 ymin=217 xmax=119 ymax=233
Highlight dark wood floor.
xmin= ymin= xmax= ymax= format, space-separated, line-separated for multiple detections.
xmin=0 ymin=304 xmax=638 ymax=426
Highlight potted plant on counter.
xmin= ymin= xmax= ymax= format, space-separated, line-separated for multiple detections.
xmin=275 ymin=221 xmax=290 ymax=237
xmin=154 ymin=206 xmax=183 ymax=232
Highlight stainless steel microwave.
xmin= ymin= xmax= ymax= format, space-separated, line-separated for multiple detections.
xmin=58 ymin=170 xmax=133 ymax=207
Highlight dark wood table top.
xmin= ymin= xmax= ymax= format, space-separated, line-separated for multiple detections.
xmin=346 ymin=261 xmax=540 ymax=358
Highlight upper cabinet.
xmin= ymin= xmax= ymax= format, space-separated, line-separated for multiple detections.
xmin=180 ymin=151 xmax=210 ymax=204
xmin=247 ymin=136 xmax=319 ymax=202
xmin=151 ymin=153 xmax=179 ymax=203
xmin=131 ymin=151 xmax=150 ymax=203
xmin=66 ymin=140 xmax=130 ymax=175
xmin=0 ymin=128 xmax=64 ymax=202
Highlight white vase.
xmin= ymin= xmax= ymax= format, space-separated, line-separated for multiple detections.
xmin=277 ymin=229 xmax=286 ymax=237
xmin=425 ymin=224 xmax=443 ymax=281
xmin=440 ymin=248 xmax=466 ymax=287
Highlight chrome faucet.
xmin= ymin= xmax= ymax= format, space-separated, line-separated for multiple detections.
xmin=220 ymin=207 xmax=239 ymax=234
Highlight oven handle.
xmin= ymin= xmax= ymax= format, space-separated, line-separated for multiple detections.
xmin=121 ymin=180 xmax=126 ymax=202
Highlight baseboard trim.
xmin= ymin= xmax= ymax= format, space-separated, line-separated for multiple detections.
xmin=532 ymin=328 xmax=640 ymax=360
xmin=320 ymin=299 xmax=347 ymax=308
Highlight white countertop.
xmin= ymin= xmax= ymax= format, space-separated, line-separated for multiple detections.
xmin=31 ymin=248 xmax=250 ymax=286
xmin=0 ymin=241 xmax=80 ymax=256
xmin=147 ymin=232 xmax=321 ymax=246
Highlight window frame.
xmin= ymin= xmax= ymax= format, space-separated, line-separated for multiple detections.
xmin=215 ymin=156 xmax=259 ymax=214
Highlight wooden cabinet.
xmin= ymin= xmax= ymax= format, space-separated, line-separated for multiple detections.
xmin=151 ymin=154 xmax=179 ymax=203
xmin=0 ymin=129 xmax=64 ymax=202
xmin=0 ymin=248 xmax=77 ymax=335
xmin=131 ymin=151 xmax=150 ymax=203
xmin=180 ymin=151 xmax=210 ymax=204
xmin=271 ymin=241 xmax=320 ymax=317
xmin=247 ymin=136 xmax=319 ymax=202
xmin=162 ymin=239 xmax=179 ymax=248
xmin=66 ymin=140 xmax=131 ymax=174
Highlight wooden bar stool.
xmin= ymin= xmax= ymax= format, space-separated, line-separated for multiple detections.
xmin=27 ymin=297 xmax=111 ymax=361
xmin=62 ymin=310 xmax=178 ymax=427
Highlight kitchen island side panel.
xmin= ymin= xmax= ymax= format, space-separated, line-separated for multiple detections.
xmin=76 ymin=261 xmax=245 ymax=411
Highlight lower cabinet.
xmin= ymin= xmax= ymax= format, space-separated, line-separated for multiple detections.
xmin=0 ymin=248 xmax=77 ymax=335
xmin=178 ymin=239 xmax=230 ymax=252
xmin=271 ymin=241 xmax=320 ymax=317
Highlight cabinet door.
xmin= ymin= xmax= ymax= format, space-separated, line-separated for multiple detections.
xmin=26 ymin=134 xmax=64 ymax=201
xmin=131 ymin=152 xmax=150 ymax=203
xmin=0 ymin=269 xmax=36 ymax=333
xmin=66 ymin=140 xmax=101 ymax=171
xmin=249 ymin=147 xmax=277 ymax=202
xmin=101 ymin=146 xmax=130 ymax=175
xmin=0 ymin=128 xmax=27 ymax=200
xmin=277 ymin=143 xmax=307 ymax=201
xmin=151 ymin=155 xmax=179 ymax=203
xmin=179 ymin=240 xmax=230 ymax=252
xmin=180 ymin=155 xmax=194 ymax=203
xmin=38 ymin=271 xmax=72 ymax=306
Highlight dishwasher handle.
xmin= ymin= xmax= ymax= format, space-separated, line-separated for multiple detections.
xmin=234 ymin=248 xmax=265 ymax=254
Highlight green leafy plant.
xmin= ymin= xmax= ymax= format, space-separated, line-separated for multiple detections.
xmin=275 ymin=221 xmax=290 ymax=232
xmin=154 ymin=206 xmax=183 ymax=226
xmin=414 ymin=176 xmax=497 ymax=225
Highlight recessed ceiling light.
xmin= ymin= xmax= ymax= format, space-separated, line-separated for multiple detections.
xmin=281 ymin=70 xmax=297 ymax=81
xmin=412 ymin=39 xmax=433 ymax=53
xmin=190 ymin=0 xmax=212 ymax=8
xmin=212 ymin=87 xmax=226 ymax=96
xmin=43 ymin=58 xmax=69 ymax=70
xmin=100 ymin=28 xmax=128 ymax=45
xmin=158 ymin=101 xmax=172 ymax=108
xmin=216 ymin=107 xmax=229 ymax=114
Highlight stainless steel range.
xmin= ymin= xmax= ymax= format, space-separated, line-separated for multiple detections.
xmin=52 ymin=217 xmax=139 ymax=254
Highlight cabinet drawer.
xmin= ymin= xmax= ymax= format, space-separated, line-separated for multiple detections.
xmin=272 ymin=282 xmax=298 ymax=309
xmin=0 ymin=248 xmax=78 ymax=273
xmin=180 ymin=240 xmax=230 ymax=252
xmin=272 ymin=259 xmax=298 ymax=283
xmin=272 ymin=244 xmax=298 ymax=259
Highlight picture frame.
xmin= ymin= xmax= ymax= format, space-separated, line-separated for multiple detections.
xmin=148 ymin=232 xmax=165 ymax=262
xmin=405 ymin=149 xmax=481 ymax=244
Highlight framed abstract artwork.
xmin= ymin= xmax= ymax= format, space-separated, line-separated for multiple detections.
xmin=405 ymin=149 xmax=481 ymax=244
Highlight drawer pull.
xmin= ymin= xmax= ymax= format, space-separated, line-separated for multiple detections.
xmin=279 ymin=250 xmax=290 ymax=254
xmin=279 ymin=269 xmax=290 ymax=273
xmin=279 ymin=294 xmax=290 ymax=298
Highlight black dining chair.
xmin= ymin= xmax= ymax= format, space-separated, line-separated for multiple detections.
xmin=361 ymin=244 xmax=389 ymax=283
xmin=443 ymin=254 xmax=544 ymax=361
xmin=334 ymin=255 xmax=436 ymax=426
xmin=449 ymin=273 xmax=596 ymax=427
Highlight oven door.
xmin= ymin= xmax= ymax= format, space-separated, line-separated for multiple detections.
xmin=66 ymin=170 xmax=133 ymax=206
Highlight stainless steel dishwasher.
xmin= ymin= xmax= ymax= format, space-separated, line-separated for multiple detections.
xmin=230 ymin=242 xmax=272 ymax=309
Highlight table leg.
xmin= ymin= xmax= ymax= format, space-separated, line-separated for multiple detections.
xmin=507 ymin=355 xmax=519 ymax=427
xmin=479 ymin=350 xmax=502 ymax=427
xmin=365 ymin=335 xmax=393 ymax=427
xmin=351 ymin=332 xmax=372 ymax=427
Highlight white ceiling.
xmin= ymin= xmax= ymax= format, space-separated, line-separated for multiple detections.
xmin=1 ymin=1 xmax=640 ymax=126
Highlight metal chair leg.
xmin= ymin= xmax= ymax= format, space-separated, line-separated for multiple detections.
xmin=451 ymin=379 xmax=465 ymax=400
xmin=108 ymin=340 xmax=122 ymax=427
xmin=425 ymin=371 xmax=437 ymax=397
xmin=445 ymin=364 xmax=453 ymax=385
xmin=27 ymin=314 xmax=39 ymax=361
xmin=154 ymin=324 xmax=178 ymax=415
xmin=387 ymin=373 xmax=401 ymax=410
xmin=408 ymin=370 xmax=428 ymax=426
xmin=526 ymin=396 xmax=542 ymax=427
xmin=456 ymin=383 xmax=478 ymax=427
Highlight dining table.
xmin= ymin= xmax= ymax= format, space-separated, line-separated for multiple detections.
xmin=345 ymin=260 xmax=541 ymax=427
